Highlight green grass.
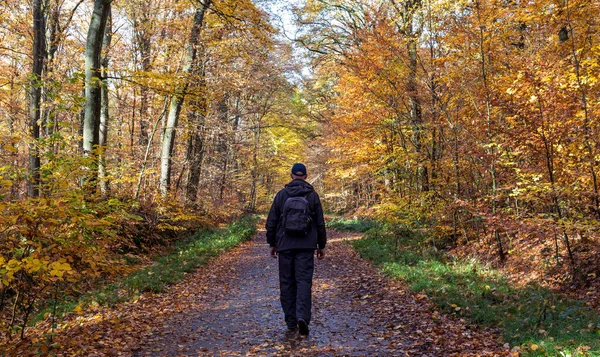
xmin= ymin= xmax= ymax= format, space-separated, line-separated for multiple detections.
xmin=326 ymin=218 xmax=379 ymax=232
xmin=34 ymin=215 xmax=257 ymax=323
xmin=118 ymin=214 xmax=257 ymax=295
xmin=344 ymin=222 xmax=600 ymax=357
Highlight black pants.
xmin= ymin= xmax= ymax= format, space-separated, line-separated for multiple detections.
xmin=278 ymin=249 xmax=315 ymax=328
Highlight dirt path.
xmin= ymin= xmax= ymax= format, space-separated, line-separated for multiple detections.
xmin=9 ymin=229 xmax=510 ymax=356
xmin=128 ymin=230 xmax=509 ymax=357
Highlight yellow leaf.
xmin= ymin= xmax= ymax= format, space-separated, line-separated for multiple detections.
xmin=4 ymin=144 xmax=17 ymax=153
xmin=51 ymin=269 xmax=66 ymax=277
xmin=531 ymin=344 xmax=539 ymax=351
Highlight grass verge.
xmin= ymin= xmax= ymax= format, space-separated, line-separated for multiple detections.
xmin=326 ymin=217 xmax=379 ymax=232
xmin=35 ymin=215 xmax=257 ymax=323
xmin=342 ymin=221 xmax=600 ymax=357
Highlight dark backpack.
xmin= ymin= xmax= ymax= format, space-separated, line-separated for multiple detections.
xmin=282 ymin=194 xmax=312 ymax=235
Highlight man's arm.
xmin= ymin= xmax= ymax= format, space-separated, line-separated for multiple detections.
xmin=313 ymin=193 xmax=327 ymax=250
xmin=265 ymin=192 xmax=280 ymax=248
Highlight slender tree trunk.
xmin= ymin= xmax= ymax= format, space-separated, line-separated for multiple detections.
xmin=43 ymin=0 xmax=84 ymax=146
xmin=139 ymin=87 xmax=150 ymax=145
xmin=535 ymin=88 xmax=568 ymax=268
xmin=42 ymin=3 xmax=59 ymax=141
xmin=249 ymin=117 xmax=261 ymax=211
xmin=83 ymin=0 xmax=111 ymax=193
xmin=159 ymin=0 xmax=211 ymax=197
xmin=9 ymin=59 xmax=19 ymax=200
xmin=136 ymin=23 xmax=152 ymax=146
xmin=184 ymin=56 xmax=208 ymax=203
xmin=426 ymin=0 xmax=441 ymax=191
xmin=475 ymin=0 xmax=504 ymax=261
xmin=130 ymin=87 xmax=136 ymax=157
xmin=452 ymin=113 xmax=461 ymax=240
xmin=184 ymin=116 xmax=206 ymax=203
xmin=135 ymin=99 xmax=169 ymax=200
xmin=79 ymin=86 xmax=85 ymax=153
xmin=219 ymin=152 xmax=229 ymax=201
xmin=565 ymin=0 xmax=599 ymax=213
xmin=28 ymin=0 xmax=46 ymax=198
xmin=407 ymin=22 xmax=427 ymax=192
xmin=409 ymin=73 xmax=427 ymax=191
xmin=99 ymin=9 xmax=112 ymax=196
xmin=393 ymin=0 xmax=427 ymax=192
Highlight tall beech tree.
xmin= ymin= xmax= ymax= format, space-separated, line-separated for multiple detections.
xmin=83 ymin=0 xmax=111 ymax=192
xmin=98 ymin=9 xmax=112 ymax=196
xmin=391 ymin=0 xmax=428 ymax=192
xmin=183 ymin=58 xmax=207 ymax=203
xmin=159 ymin=0 xmax=211 ymax=197
xmin=28 ymin=0 xmax=46 ymax=197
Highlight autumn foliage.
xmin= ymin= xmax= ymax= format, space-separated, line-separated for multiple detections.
xmin=299 ymin=0 xmax=600 ymax=281
xmin=2 ymin=0 xmax=600 ymax=353
xmin=0 ymin=0 xmax=307 ymax=343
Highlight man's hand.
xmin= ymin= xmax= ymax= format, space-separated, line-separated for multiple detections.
xmin=270 ymin=247 xmax=277 ymax=258
xmin=316 ymin=248 xmax=325 ymax=260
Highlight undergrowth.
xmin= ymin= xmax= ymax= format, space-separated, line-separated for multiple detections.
xmin=326 ymin=218 xmax=379 ymax=232
xmin=340 ymin=220 xmax=600 ymax=357
xmin=34 ymin=215 xmax=257 ymax=323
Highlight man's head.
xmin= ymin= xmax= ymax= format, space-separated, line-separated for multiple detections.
xmin=291 ymin=163 xmax=307 ymax=180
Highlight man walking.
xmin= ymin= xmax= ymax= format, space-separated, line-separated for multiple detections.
xmin=266 ymin=163 xmax=327 ymax=336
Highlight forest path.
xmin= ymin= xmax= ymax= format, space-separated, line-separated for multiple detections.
xmin=129 ymin=229 xmax=508 ymax=357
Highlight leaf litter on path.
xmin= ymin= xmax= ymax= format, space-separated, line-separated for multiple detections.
xmin=9 ymin=230 xmax=511 ymax=356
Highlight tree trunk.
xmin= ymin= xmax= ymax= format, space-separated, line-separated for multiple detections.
xmin=130 ymin=87 xmax=136 ymax=157
xmin=83 ymin=0 xmax=111 ymax=193
xmin=134 ymin=14 xmax=153 ymax=146
xmin=9 ymin=59 xmax=19 ymax=200
xmin=475 ymin=0 xmax=504 ymax=261
xmin=184 ymin=112 xmax=206 ymax=203
xmin=565 ymin=0 xmax=599 ymax=214
xmin=42 ymin=0 xmax=84 ymax=148
xmin=28 ymin=0 xmax=46 ymax=198
xmin=42 ymin=3 xmax=59 ymax=143
xmin=184 ymin=55 xmax=208 ymax=203
xmin=392 ymin=0 xmax=427 ymax=192
xmin=249 ymin=117 xmax=261 ymax=211
xmin=99 ymin=9 xmax=112 ymax=196
xmin=407 ymin=35 xmax=427 ymax=192
xmin=135 ymin=98 xmax=169 ymax=200
xmin=159 ymin=0 xmax=211 ymax=197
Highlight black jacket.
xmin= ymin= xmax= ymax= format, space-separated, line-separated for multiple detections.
xmin=266 ymin=179 xmax=327 ymax=252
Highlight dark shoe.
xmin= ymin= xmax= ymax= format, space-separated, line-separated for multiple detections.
xmin=298 ymin=319 xmax=309 ymax=335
